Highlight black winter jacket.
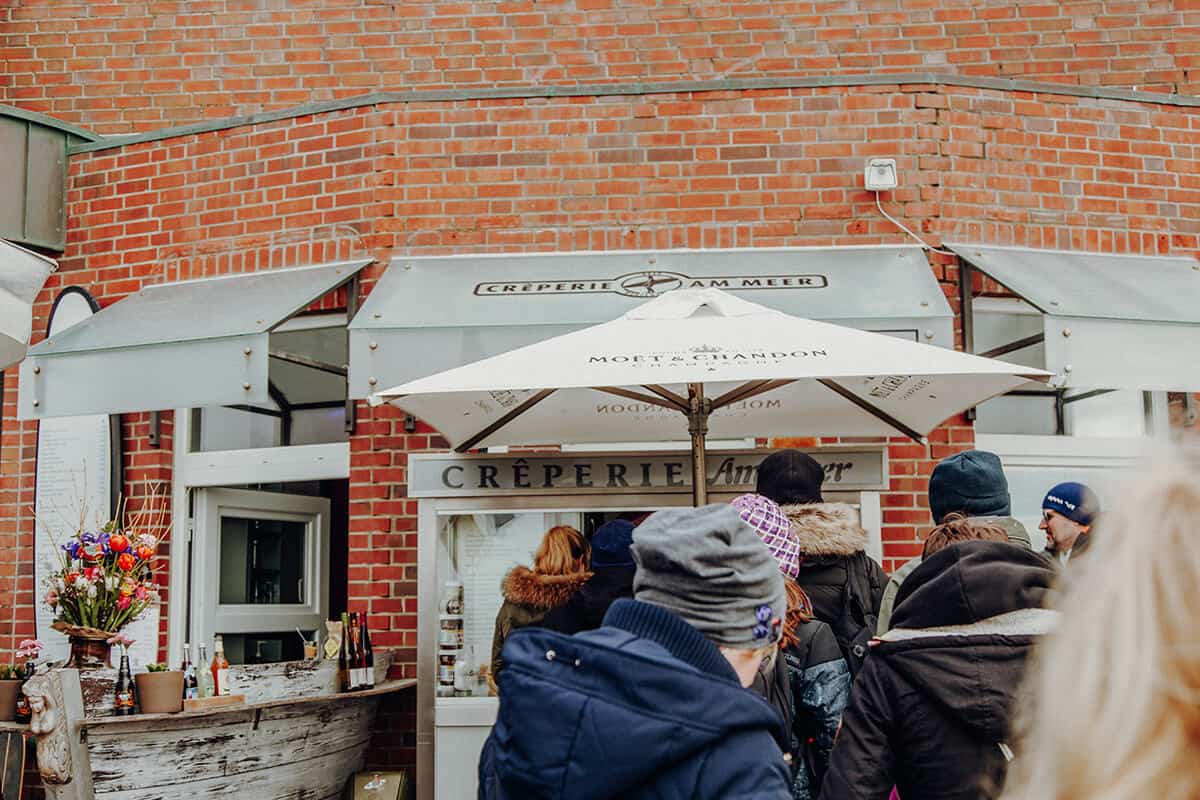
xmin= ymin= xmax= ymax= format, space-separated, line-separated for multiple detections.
xmin=821 ymin=541 xmax=1059 ymax=800
xmin=541 ymin=566 xmax=635 ymax=635
xmin=781 ymin=504 xmax=887 ymax=657
xmin=784 ymin=620 xmax=850 ymax=800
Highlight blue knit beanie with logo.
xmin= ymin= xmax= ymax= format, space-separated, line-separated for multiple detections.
xmin=1042 ymin=482 xmax=1100 ymax=526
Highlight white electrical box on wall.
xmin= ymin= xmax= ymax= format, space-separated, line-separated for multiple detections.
xmin=865 ymin=158 xmax=898 ymax=190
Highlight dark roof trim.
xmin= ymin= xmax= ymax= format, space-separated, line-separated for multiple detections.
xmin=71 ymin=72 xmax=1200 ymax=154
xmin=0 ymin=104 xmax=99 ymax=142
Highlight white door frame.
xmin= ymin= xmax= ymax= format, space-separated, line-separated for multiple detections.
xmin=169 ymin=408 xmax=350 ymax=662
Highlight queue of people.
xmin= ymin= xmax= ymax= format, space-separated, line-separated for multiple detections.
xmin=478 ymin=446 xmax=1131 ymax=799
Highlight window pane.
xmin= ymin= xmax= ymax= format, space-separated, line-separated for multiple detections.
xmin=219 ymin=516 xmax=307 ymax=605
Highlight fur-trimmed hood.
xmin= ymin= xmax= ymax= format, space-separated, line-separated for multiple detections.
xmin=501 ymin=565 xmax=591 ymax=610
xmin=781 ymin=502 xmax=869 ymax=557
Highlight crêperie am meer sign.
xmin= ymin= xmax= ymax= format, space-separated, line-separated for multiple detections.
xmin=408 ymin=448 xmax=887 ymax=498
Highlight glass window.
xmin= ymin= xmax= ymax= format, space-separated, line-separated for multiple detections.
xmin=219 ymin=516 xmax=307 ymax=606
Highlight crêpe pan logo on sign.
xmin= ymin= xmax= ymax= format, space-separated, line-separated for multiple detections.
xmin=474 ymin=270 xmax=828 ymax=298
xmin=586 ymin=344 xmax=830 ymax=370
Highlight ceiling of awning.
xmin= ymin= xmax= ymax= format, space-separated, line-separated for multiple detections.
xmin=18 ymin=260 xmax=369 ymax=418
xmin=950 ymin=243 xmax=1200 ymax=391
xmin=348 ymin=246 xmax=954 ymax=398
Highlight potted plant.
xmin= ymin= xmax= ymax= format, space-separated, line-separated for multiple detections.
xmin=42 ymin=491 xmax=167 ymax=668
xmin=0 ymin=664 xmax=23 ymax=722
xmin=134 ymin=662 xmax=184 ymax=714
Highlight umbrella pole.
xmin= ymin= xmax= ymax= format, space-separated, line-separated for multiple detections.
xmin=687 ymin=383 xmax=710 ymax=506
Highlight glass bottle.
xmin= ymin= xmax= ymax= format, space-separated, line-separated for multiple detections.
xmin=113 ymin=648 xmax=136 ymax=715
xmin=339 ymin=612 xmax=352 ymax=692
xmin=211 ymin=635 xmax=230 ymax=696
xmin=360 ymin=612 xmax=375 ymax=689
xmin=181 ymin=642 xmax=198 ymax=701
xmin=13 ymin=660 xmax=33 ymax=723
xmin=197 ymin=643 xmax=215 ymax=699
xmin=348 ymin=612 xmax=363 ymax=691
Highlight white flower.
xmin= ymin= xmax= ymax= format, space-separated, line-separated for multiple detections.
xmin=105 ymin=576 xmax=118 ymax=591
xmin=74 ymin=575 xmax=89 ymax=589
xmin=87 ymin=583 xmax=98 ymax=598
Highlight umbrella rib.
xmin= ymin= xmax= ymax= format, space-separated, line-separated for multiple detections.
xmin=454 ymin=389 xmax=558 ymax=453
xmin=710 ymin=379 xmax=797 ymax=410
xmin=640 ymin=384 xmax=689 ymax=412
xmin=594 ymin=386 xmax=686 ymax=412
xmin=816 ymin=378 xmax=925 ymax=443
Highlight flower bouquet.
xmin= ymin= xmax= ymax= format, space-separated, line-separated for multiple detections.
xmin=43 ymin=496 xmax=165 ymax=667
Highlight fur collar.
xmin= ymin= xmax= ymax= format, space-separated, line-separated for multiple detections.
xmin=501 ymin=566 xmax=591 ymax=609
xmin=780 ymin=502 xmax=868 ymax=557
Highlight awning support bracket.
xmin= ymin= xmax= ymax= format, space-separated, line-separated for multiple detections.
xmin=977 ymin=333 xmax=1045 ymax=360
xmin=268 ymin=350 xmax=347 ymax=377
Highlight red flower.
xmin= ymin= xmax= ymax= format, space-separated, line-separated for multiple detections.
xmin=116 ymin=553 xmax=136 ymax=572
xmin=83 ymin=567 xmax=99 ymax=581
xmin=135 ymin=545 xmax=154 ymax=562
xmin=108 ymin=534 xmax=129 ymax=553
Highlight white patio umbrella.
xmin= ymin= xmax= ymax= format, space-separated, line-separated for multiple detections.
xmin=0 ymin=238 xmax=57 ymax=371
xmin=372 ymin=289 xmax=1050 ymax=504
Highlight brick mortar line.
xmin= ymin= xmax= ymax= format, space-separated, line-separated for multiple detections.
xmin=69 ymin=72 xmax=1200 ymax=154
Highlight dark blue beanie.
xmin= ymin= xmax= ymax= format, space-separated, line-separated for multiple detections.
xmin=1042 ymin=482 xmax=1100 ymax=526
xmin=928 ymin=449 xmax=1011 ymax=524
xmin=590 ymin=520 xmax=635 ymax=569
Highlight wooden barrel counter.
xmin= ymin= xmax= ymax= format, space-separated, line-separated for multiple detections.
xmin=24 ymin=656 xmax=413 ymax=800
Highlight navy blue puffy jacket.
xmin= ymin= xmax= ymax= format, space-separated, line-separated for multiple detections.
xmin=478 ymin=598 xmax=792 ymax=800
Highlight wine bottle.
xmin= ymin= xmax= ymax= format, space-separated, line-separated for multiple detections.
xmin=348 ymin=612 xmax=363 ymax=691
xmin=114 ymin=650 xmax=136 ymax=715
xmin=197 ymin=642 xmax=215 ymax=699
xmin=211 ymin=635 xmax=230 ymax=696
xmin=360 ymin=612 xmax=375 ymax=689
xmin=338 ymin=612 xmax=352 ymax=692
xmin=181 ymin=643 xmax=198 ymax=701
xmin=14 ymin=660 xmax=33 ymax=723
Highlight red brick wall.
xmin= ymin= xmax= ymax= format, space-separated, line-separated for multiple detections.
xmin=2 ymin=77 xmax=1196 ymax=786
xmin=2 ymin=0 xmax=1197 ymax=134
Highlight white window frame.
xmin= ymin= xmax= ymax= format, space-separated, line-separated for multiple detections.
xmin=192 ymin=487 xmax=330 ymax=644
xmin=169 ymin=407 xmax=349 ymax=661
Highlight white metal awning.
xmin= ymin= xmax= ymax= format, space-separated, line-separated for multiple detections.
xmin=0 ymin=239 xmax=56 ymax=371
xmin=950 ymin=244 xmax=1200 ymax=391
xmin=18 ymin=260 xmax=370 ymax=419
xmin=348 ymin=246 xmax=954 ymax=397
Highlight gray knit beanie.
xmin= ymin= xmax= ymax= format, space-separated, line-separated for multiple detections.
xmin=632 ymin=504 xmax=787 ymax=649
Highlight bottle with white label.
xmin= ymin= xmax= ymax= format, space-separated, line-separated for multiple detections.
xmin=211 ymin=635 xmax=231 ymax=696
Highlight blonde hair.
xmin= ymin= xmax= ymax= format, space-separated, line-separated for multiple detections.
xmin=532 ymin=525 xmax=590 ymax=576
xmin=922 ymin=512 xmax=1008 ymax=559
xmin=1002 ymin=450 xmax=1200 ymax=800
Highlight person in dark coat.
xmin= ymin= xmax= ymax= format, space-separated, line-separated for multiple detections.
xmin=542 ymin=519 xmax=636 ymax=635
xmin=821 ymin=539 xmax=1059 ymax=800
xmin=490 ymin=524 xmax=590 ymax=679
xmin=733 ymin=493 xmax=851 ymax=800
xmin=478 ymin=504 xmax=792 ymax=800
xmin=756 ymin=450 xmax=887 ymax=668
xmin=877 ymin=449 xmax=1035 ymax=633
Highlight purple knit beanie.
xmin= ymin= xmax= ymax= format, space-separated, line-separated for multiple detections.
xmin=731 ymin=493 xmax=801 ymax=579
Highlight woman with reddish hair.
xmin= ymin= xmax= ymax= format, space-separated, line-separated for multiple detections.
xmin=490 ymin=524 xmax=591 ymax=679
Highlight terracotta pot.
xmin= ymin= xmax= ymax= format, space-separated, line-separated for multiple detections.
xmin=134 ymin=671 xmax=184 ymax=714
xmin=0 ymin=680 xmax=21 ymax=722
xmin=68 ymin=636 xmax=112 ymax=669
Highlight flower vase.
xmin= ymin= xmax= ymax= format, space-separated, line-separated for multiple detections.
xmin=68 ymin=636 xmax=112 ymax=669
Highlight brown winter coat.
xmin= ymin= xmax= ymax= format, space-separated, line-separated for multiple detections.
xmin=490 ymin=566 xmax=590 ymax=678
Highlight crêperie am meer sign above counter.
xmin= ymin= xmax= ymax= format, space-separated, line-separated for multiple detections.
xmin=408 ymin=448 xmax=887 ymax=498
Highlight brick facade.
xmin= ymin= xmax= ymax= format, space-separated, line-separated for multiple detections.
xmin=2 ymin=1 xmax=1198 ymax=134
xmin=2 ymin=7 xmax=1199 ymax=794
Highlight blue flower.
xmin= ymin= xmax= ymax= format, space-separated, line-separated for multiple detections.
xmin=753 ymin=623 xmax=769 ymax=640
xmin=755 ymin=604 xmax=773 ymax=623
